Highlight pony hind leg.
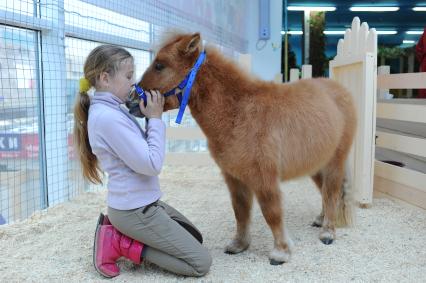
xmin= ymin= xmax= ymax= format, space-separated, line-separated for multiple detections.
xmin=319 ymin=164 xmax=346 ymax=245
xmin=223 ymin=172 xmax=253 ymax=254
xmin=311 ymin=172 xmax=324 ymax=227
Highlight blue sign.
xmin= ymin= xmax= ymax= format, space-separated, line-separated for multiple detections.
xmin=0 ymin=134 xmax=21 ymax=151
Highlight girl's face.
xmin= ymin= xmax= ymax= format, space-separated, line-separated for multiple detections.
xmin=97 ymin=58 xmax=135 ymax=101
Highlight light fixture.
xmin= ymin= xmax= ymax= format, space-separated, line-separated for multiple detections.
xmin=413 ymin=7 xmax=426 ymax=11
xmin=350 ymin=6 xmax=399 ymax=12
xmin=324 ymin=30 xmax=346 ymax=35
xmin=323 ymin=30 xmax=396 ymax=35
xmin=406 ymin=31 xmax=423 ymax=35
xmin=402 ymin=40 xmax=415 ymax=44
xmin=287 ymin=6 xmax=336 ymax=11
xmin=281 ymin=30 xmax=303 ymax=35
xmin=376 ymin=30 xmax=397 ymax=35
xmin=283 ymin=30 xmax=397 ymax=36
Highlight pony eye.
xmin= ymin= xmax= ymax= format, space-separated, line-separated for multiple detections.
xmin=155 ymin=62 xmax=165 ymax=71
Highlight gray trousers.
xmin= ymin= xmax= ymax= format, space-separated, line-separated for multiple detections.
xmin=108 ymin=201 xmax=212 ymax=277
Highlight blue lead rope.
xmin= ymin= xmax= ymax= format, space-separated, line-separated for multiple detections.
xmin=133 ymin=51 xmax=206 ymax=124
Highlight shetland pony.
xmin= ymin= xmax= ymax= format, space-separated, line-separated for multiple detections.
xmin=128 ymin=33 xmax=357 ymax=265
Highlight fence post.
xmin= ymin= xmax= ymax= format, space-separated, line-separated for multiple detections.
xmin=289 ymin=68 xmax=299 ymax=82
xmin=238 ymin=53 xmax=252 ymax=72
xmin=329 ymin=17 xmax=377 ymax=206
xmin=301 ymin=64 xmax=312 ymax=79
xmin=377 ymin=65 xmax=390 ymax=99
xmin=407 ymin=53 xmax=415 ymax=97
xmin=274 ymin=73 xmax=283 ymax=83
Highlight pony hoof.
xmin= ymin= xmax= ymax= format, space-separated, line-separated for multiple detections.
xmin=269 ymin=259 xmax=285 ymax=265
xmin=269 ymin=247 xmax=291 ymax=264
xmin=224 ymin=239 xmax=249 ymax=254
xmin=320 ymin=237 xmax=333 ymax=245
xmin=312 ymin=215 xmax=323 ymax=227
xmin=311 ymin=221 xmax=322 ymax=227
xmin=319 ymin=229 xmax=335 ymax=245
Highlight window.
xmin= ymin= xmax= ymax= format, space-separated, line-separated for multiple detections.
xmin=64 ymin=0 xmax=150 ymax=42
xmin=0 ymin=25 xmax=41 ymax=224
xmin=0 ymin=0 xmax=34 ymax=16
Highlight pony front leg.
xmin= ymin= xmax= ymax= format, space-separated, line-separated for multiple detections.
xmin=223 ymin=173 xmax=253 ymax=254
xmin=252 ymin=177 xmax=292 ymax=265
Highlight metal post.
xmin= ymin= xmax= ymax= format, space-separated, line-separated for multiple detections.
xmin=303 ymin=10 xmax=310 ymax=64
xmin=40 ymin=0 xmax=68 ymax=206
xmin=283 ymin=0 xmax=288 ymax=82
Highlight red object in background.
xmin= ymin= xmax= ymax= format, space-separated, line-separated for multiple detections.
xmin=0 ymin=133 xmax=75 ymax=159
xmin=415 ymin=26 xmax=426 ymax=98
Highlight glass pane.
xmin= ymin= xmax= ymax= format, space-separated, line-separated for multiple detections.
xmin=0 ymin=25 xmax=40 ymax=224
xmin=64 ymin=0 xmax=150 ymax=43
xmin=0 ymin=0 xmax=34 ymax=16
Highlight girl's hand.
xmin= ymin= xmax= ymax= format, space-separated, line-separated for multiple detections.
xmin=139 ymin=90 xmax=165 ymax=119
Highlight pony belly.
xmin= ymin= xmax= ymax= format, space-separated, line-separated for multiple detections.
xmin=277 ymin=138 xmax=340 ymax=181
xmin=279 ymin=158 xmax=330 ymax=181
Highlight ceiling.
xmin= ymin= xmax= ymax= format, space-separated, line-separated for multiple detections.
xmin=284 ymin=0 xmax=426 ymax=52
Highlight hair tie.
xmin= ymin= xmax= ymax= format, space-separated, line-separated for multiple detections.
xmin=79 ymin=78 xmax=91 ymax=93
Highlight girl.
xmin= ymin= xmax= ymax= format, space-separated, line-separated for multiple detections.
xmin=73 ymin=45 xmax=211 ymax=278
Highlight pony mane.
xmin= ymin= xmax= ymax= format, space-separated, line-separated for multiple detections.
xmin=203 ymin=45 xmax=262 ymax=93
xmin=154 ymin=29 xmax=187 ymax=52
xmin=156 ymin=31 xmax=257 ymax=85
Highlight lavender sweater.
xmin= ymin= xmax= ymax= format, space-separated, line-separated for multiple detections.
xmin=88 ymin=91 xmax=165 ymax=210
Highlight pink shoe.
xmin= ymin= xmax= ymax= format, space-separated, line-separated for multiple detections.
xmin=93 ymin=213 xmax=144 ymax=278
xmin=101 ymin=214 xmax=111 ymax=225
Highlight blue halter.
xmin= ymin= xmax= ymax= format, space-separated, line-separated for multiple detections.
xmin=134 ymin=51 xmax=206 ymax=124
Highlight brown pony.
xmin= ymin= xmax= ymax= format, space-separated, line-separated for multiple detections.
xmin=128 ymin=32 xmax=357 ymax=265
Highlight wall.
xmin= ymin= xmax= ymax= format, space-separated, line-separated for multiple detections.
xmin=247 ymin=0 xmax=283 ymax=81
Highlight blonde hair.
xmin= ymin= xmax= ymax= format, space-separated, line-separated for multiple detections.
xmin=73 ymin=45 xmax=133 ymax=184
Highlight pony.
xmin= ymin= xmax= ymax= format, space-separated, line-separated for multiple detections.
xmin=127 ymin=32 xmax=357 ymax=265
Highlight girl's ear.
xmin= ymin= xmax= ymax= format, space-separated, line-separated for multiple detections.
xmin=98 ymin=71 xmax=110 ymax=87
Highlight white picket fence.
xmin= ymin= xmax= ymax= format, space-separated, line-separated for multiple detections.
xmin=164 ymin=125 xmax=211 ymax=165
xmin=374 ymin=74 xmax=426 ymax=209
xmin=329 ymin=17 xmax=378 ymax=206
xmin=291 ymin=17 xmax=377 ymax=206
xmin=291 ymin=17 xmax=426 ymax=209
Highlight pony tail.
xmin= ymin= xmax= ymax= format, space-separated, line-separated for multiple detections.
xmin=73 ymin=91 xmax=103 ymax=184
xmin=336 ymin=160 xmax=354 ymax=227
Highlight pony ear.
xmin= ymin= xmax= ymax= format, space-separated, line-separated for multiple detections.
xmin=178 ymin=33 xmax=201 ymax=55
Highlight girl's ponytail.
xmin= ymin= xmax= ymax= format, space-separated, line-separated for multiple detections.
xmin=73 ymin=79 xmax=102 ymax=184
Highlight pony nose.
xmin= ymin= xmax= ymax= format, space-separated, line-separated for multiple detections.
xmin=128 ymin=86 xmax=139 ymax=101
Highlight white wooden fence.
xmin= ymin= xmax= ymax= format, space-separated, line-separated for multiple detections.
xmin=328 ymin=17 xmax=426 ymax=209
xmin=164 ymin=125 xmax=212 ymax=166
xmin=291 ymin=17 xmax=426 ymax=209
xmin=327 ymin=17 xmax=377 ymax=206
xmin=374 ymin=75 xmax=426 ymax=209
xmin=291 ymin=19 xmax=377 ymax=205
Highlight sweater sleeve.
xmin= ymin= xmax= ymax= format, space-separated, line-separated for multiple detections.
xmin=97 ymin=114 xmax=166 ymax=176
